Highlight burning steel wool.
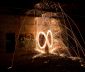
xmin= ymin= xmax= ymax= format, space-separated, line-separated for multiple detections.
xmin=9 ymin=2 xmax=85 ymax=69
xmin=33 ymin=14 xmax=71 ymax=58
xmin=36 ymin=30 xmax=53 ymax=52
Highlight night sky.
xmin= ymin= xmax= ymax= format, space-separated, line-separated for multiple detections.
xmin=0 ymin=0 xmax=85 ymax=45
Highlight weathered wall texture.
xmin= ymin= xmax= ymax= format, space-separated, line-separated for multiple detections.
xmin=0 ymin=15 xmax=28 ymax=67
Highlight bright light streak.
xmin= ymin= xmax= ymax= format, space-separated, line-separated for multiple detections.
xmin=47 ymin=30 xmax=53 ymax=48
xmin=37 ymin=31 xmax=47 ymax=49
xmin=49 ymin=48 xmax=57 ymax=54
xmin=37 ymin=30 xmax=53 ymax=49
xmin=35 ymin=48 xmax=45 ymax=54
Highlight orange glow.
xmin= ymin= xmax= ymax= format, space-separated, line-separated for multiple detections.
xmin=37 ymin=31 xmax=47 ymax=49
xmin=36 ymin=30 xmax=53 ymax=49
xmin=34 ymin=17 xmax=69 ymax=57
xmin=47 ymin=30 xmax=53 ymax=48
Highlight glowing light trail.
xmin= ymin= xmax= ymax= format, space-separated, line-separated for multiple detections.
xmin=47 ymin=30 xmax=53 ymax=48
xmin=37 ymin=30 xmax=53 ymax=49
xmin=37 ymin=31 xmax=47 ymax=49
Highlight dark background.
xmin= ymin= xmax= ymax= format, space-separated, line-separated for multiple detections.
xmin=0 ymin=0 xmax=85 ymax=71
xmin=0 ymin=0 xmax=85 ymax=48
xmin=0 ymin=1 xmax=84 ymax=28
xmin=0 ymin=0 xmax=85 ymax=46
xmin=0 ymin=0 xmax=85 ymax=47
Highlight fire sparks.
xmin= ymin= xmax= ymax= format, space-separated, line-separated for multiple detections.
xmin=34 ymin=16 xmax=69 ymax=57
xmin=36 ymin=30 xmax=53 ymax=49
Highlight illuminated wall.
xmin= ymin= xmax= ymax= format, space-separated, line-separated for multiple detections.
xmin=17 ymin=12 xmax=70 ymax=57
